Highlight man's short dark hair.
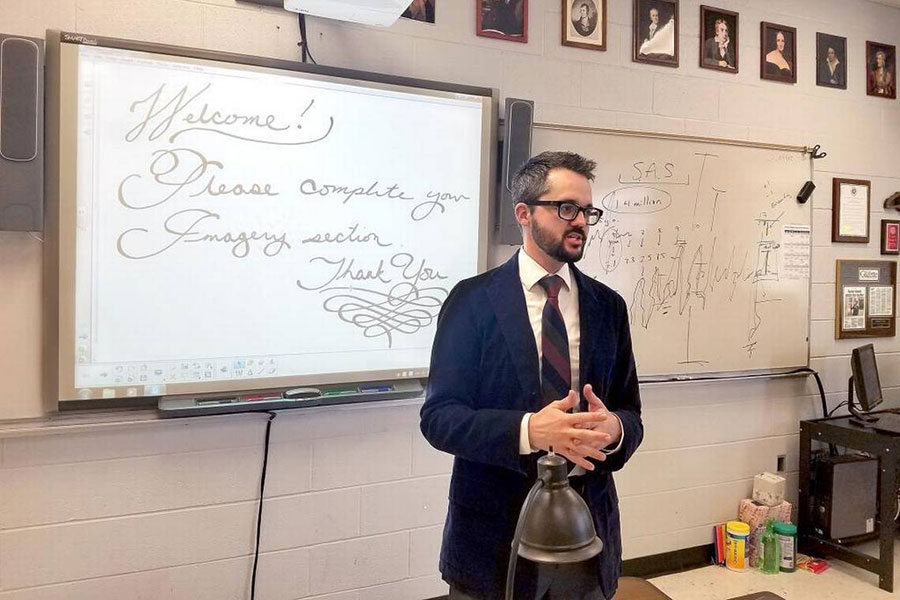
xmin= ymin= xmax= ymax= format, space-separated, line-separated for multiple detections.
xmin=511 ymin=151 xmax=597 ymax=206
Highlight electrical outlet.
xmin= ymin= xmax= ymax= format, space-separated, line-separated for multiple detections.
xmin=776 ymin=454 xmax=786 ymax=472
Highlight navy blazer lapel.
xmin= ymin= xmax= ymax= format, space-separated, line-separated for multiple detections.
xmin=572 ymin=264 xmax=599 ymax=401
xmin=488 ymin=252 xmax=541 ymax=399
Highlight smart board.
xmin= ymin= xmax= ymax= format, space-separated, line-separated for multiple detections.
xmin=45 ymin=32 xmax=494 ymax=405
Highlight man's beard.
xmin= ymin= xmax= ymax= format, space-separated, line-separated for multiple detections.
xmin=532 ymin=218 xmax=586 ymax=263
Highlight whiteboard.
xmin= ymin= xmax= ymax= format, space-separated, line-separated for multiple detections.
xmin=532 ymin=125 xmax=812 ymax=376
xmin=48 ymin=35 xmax=493 ymax=404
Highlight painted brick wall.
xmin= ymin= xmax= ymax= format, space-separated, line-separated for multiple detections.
xmin=1 ymin=1 xmax=900 ymax=598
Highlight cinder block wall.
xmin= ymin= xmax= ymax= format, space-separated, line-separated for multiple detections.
xmin=2 ymin=1 xmax=900 ymax=598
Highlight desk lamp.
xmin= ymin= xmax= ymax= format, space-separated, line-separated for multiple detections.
xmin=505 ymin=452 xmax=603 ymax=600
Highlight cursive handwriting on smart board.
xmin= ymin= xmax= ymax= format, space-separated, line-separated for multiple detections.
xmin=299 ymin=177 xmax=471 ymax=221
xmin=118 ymin=148 xmax=278 ymax=210
xmin=411 ymin=190 xmax=472 ymax=221
xmin=296 ymin=252 xmax=447 ymax=292
xmin=125 ymin=84 xmax=333 ymax=145
xmin=302 ymin=224 xmax=392 ymax=248
xmin=296 ymin=252 xmax=448 ymax=347
xmin=299 ymin=177 xmax=415 ymax=204
xmin=116 ymin=208 xmax=291 ymax=259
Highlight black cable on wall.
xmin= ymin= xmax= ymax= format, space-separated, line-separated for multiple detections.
xmin=250 ymin=411 xmax=277 ymax=600
xmin=298 ymin=14 xmax=318 ymax=64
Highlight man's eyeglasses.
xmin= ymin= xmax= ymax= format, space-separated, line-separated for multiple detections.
xmin=525 ymin=200 xmax=603 ymax=225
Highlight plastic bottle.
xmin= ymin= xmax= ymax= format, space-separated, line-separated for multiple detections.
xmin=725 ymin=521 xmax=750 ymax=572
xmin=759 ymin=518 xmax=780 ymax=574
xmin=774 ymin=521 xmax=797 ymax=572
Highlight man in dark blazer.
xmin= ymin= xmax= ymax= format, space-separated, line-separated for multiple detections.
xmin=420 ymin=151 xmax=643 ymax=600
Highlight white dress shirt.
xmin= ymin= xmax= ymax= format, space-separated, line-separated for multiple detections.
xmin=516 ymin=249 xmax=623 ymax=457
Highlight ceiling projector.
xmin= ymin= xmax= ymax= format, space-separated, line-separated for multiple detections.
xmin=240 ymin=0 xmax=409 ymax=26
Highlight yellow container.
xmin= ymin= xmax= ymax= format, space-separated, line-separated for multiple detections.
xmin=725 ymin=521 xmax=750 ymax=572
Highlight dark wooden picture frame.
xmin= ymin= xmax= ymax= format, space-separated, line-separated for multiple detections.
xmin=835 ymin=260 xmax=897 ymax=339
xmin=477 ymin=0 xmax=528 ymax=43
xmin=882 ymin=220 xmax=900 ymax=255
xmin=699 ymin=6 xmax=738 ymax=74
xmin=832 ymin=178 xmax=871 ymax=243
xmin=563 ymin=0 xmax=607 ymax=51
xmin=760 ymin=21 xmax=797 ymax=84
xmin=866 ymin=40 xmax=896 ymax=99
xmin=633 ymin=0 xmax=679 ymax=67
xmin=816 ymin=33 xmax=846 ymax=89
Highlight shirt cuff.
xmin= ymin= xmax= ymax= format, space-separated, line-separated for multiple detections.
xmin=520 ymin=413 xmax=536 ymax=455
xmin=602 ymin=412 xmax=624 ymax=455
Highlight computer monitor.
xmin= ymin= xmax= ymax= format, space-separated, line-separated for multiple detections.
xmin=848 ymin=344 xmax=884 ymax=422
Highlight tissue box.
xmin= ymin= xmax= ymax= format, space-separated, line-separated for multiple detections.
xmin=738 ymin=498 xmax=792 ymax=567
xmin=738 ymin=498 xmax=792 ymax=529
xmin=752 ymin=472 xmax=786 ymax=507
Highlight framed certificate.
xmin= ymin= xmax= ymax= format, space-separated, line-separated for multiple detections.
xmin=831 ymin=178 xmax=870 ymax=243
xmin=881 ymin=219 xmax=900 ymax=255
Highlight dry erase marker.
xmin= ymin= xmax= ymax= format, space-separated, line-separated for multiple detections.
xmin=283 ymin=387 xmax=321 ymax=399
xmin=239 ymin=393 xmax=284 ymax=403
xmin=195 ymin=397 xmax=238 ymax=406
xmin=322 ymin=387 xmax=358 ymax=397
xmin=359 ymin=384 xmax=394 ymax=393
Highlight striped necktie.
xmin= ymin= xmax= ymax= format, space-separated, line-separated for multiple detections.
xmin=538 ymin=274 xmax=571 ymax=402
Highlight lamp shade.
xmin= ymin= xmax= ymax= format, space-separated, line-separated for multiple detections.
xmin=517 ymin=454 xmax=603 ymax=564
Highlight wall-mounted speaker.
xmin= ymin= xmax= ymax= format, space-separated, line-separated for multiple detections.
xmin=496 ymin=97 xmax=533 ymax=245
xmin=0 ymin=34 xmax=43 ymax=232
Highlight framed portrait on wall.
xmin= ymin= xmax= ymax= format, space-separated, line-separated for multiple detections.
xmin=866 ymin=41 xmax=896 ymax=99
xmin=760 ymin=22 xmax=797 ymax=84
xmin=699 ymin=6 xmax=738 ymax=73
xmin=400 ymin=0 xmax=436 ymax=23
xmin=633 ymin=0 xmax=679 ymax=67
xmin=563 ymin=0 xmax=606 ymax=51
xmin=816 ymin=33 xmax=846 ymax=89
xmin=477 ymin=0 xmax=528 ymax=43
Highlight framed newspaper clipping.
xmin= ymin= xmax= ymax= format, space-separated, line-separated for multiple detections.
xmin=836 ymin=260 xmax=897 ymax=339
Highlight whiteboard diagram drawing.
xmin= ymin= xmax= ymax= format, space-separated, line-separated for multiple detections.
xmin=533 ymin=125 xmax=812 ymax=376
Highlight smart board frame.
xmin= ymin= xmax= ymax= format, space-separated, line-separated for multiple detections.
xmin=43 ymin=30 xmax=497 ymax=410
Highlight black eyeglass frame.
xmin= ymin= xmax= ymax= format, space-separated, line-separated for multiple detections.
xmin=524 ymin=200 xmax=603 ymax=225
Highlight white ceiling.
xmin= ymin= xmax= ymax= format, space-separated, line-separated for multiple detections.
xmin=873 ymin=0 xmax=900 ymax=7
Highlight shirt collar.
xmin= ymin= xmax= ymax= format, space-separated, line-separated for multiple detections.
xmin=518 ymin=248 xmax=573 ymax=293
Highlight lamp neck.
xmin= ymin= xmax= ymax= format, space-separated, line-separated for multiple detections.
xmin=537 ymin=453 xmax=569 ymax=488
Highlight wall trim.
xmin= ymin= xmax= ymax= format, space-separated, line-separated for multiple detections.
xmin=622 ymin=544 xmax=713 ymax=578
